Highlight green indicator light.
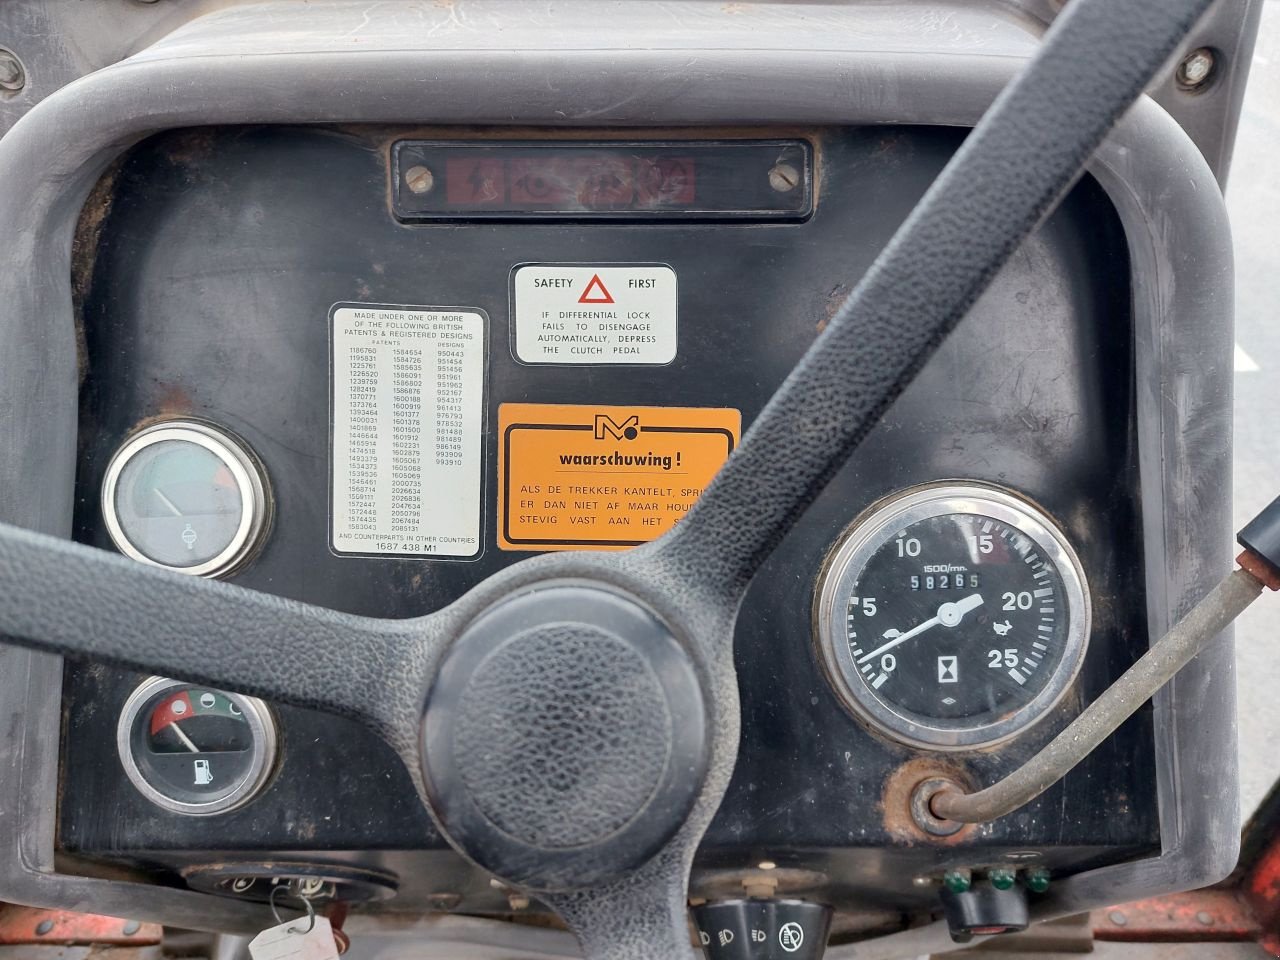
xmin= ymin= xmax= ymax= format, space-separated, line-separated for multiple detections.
xmin=943 ymin=870 xmax=971 ymax=894
xmin=1025 ymin=867 xmax=1051 ymax=893
xmin=989 ymin=867 xmax=1016 ymax=890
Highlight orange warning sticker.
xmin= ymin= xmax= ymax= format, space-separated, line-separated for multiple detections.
xmin=498 ymin=403 xmax=741 ymax=551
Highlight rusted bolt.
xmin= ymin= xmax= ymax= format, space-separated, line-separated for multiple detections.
xmin=1176 ymin=47 xmax=1216 ymax=90
xmin=123 ymin=921 xmax=141 ymax=936
xmin=1109 ymin=910 xmax=1128 ymax=927
xmin=404 ymin=165 xmax=435 ymax=195
xmin=427 ymin=893 xmax=461 ymax=911
xmin=0 ymin=49 xmax=25 ymax=92
xmin=768 ymin=163 xmax=800 ymax=193
xmin=1196 ymin=911 xmax=1214 ymax=926
xmin=35 ymin=920 xmax=53 ymax=936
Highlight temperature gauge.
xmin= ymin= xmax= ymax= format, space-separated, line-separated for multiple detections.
xmin=117 ymin=677 xmax=277 ymax=815
xmin=815 ymin=483 xmax=1090 ymax=750
xmin=101 ymin=420 xmax=271 ymax=578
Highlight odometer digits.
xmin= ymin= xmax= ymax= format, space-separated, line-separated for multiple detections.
xmin=816 ymin=483 xmax=1089 ymax=750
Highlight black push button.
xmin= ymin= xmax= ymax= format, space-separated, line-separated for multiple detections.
xmin=691 ymin=899 xmax=832 ymax=959
xmin=939 ymin=884 xmax=1029 ymax=943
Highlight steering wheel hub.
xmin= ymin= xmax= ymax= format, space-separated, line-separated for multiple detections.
xmin=420 ymin=582 xmax=709 ymax=890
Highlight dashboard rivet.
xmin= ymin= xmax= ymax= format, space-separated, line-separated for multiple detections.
xmin=0 ymin=50 xmax=25 ymax=92
xmin=123 ymin=922 xmax=141 ymax=936
xmin=34 ymin=921 xmax=53 ymax=936
xmin=1196 ymin=911 xmax=1215 ymax=926
xmin=1109 ymin=910 xmax=1128 ymax=927
xmin=404 ymin=164 xmax=435 ymax=195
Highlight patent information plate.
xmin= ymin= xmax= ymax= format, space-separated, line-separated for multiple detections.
xmin=512 ymin=264 xmax=677 ymax=365
xmin=497 ymin=403 xmax=740 ymax=551
xmin=330 ymin=303 xmax=486 ymax=559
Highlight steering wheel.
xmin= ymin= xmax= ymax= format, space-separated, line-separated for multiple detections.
xmin=0 ymin=0 xmax=1210 ymax=956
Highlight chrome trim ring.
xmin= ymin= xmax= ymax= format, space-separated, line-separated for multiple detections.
xmin=116 ymin=676 xmax=278 ymax=816
xmin=101 ymin=420 xmax=270 ymax=578
xmin=815 ymin=482 xmax=1091 ymax=751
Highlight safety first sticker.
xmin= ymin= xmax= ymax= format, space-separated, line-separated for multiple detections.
xmin=497 ymin=403 xmax=740 ymax=551
xmin=512 ymin=264 xmax=678 ymax=365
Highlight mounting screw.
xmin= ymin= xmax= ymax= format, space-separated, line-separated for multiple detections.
xmin=34 ymin=921 xmax=53 ymax=936
xmin=1108 ymin=910 xmax=1128 ymax=927
xmin=404 ymin=165 xmax=435 ymax=195
xmin=123 ymin=921 xmax=141 ymax=936
xmin=768 ymin=163 xmax=800 ymax=193
xmin=0 ymin=49 xmax=25 ymax=92
xmin=508 ymin=893 xmax=531 ymax=911
xmin=1177 ymin=47 xmax=1216 ymax=90
xmin=1196 ymin=911 xmax=1215 ymax=926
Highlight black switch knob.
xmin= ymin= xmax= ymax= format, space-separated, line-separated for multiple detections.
xmin=690 ymin=899 xmax=832 ymax=959
xmin=939 ymin=884 xmax=1029 ymax=943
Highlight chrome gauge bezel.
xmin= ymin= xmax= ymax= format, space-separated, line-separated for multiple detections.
xmin=116 ymin=676 xmax=278 ymax=816
xmin=815 ymin=482 xmax=1091 ymax=751
xmin=101 ymin=419 xmax=271 ymax=578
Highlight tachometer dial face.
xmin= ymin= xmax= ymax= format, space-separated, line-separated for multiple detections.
xmin=815 ymin=484 xmax=1090 ymax=750
xmin=117 ymin=677 xmax=277 ymax=815
xmin=101 ymin=420 xmax=270 ymax=578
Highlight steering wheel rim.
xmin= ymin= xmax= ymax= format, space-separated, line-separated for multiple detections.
xmin=0 ymin=0 xmax=1214 ymax=955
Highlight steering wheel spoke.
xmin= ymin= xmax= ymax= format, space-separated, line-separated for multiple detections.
xmin=545 ymin=853 xmax=700 ymax=960
xmin=0 ymin=522 xmax=442 ymax=739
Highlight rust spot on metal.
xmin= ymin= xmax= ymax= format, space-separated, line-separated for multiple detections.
xmin=1238 ymin=550 xmax=1280 ymax=592
xmin=0 ymin=907 xmax=161 ymax=946
xmin=70 ymin=158 xmax=125 ymax=386
xmin=816 ymin=283 xmax=850 ymax=333
xmin=1093 ymin=891 xmax=1260 ymax=942
xmin=880 ymin=757 xmax=978 ymax=845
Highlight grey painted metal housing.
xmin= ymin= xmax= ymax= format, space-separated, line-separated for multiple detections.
xmin=0 ymin=0 xmax=1235 ymax=939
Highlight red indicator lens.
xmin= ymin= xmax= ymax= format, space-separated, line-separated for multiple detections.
xmin=444 ymin=157 xmax=504 ymax=205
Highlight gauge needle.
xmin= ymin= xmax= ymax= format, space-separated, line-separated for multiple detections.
xmin=857 ymin=593 xmax=984 ymax=664
xmin=169 ymin=721 xmax=200 ymax=754
xmin=154 ymin=488 xmax=183 ymax=518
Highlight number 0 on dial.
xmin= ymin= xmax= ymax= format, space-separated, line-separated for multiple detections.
xmin=814 ymin=483 xmax=1090 ymax=750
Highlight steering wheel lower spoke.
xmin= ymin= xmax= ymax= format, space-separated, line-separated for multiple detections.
xmin=0 ymin=521 xmax=436 ymax=734
xmin=544 ymin=854 xmax=700 ymax=960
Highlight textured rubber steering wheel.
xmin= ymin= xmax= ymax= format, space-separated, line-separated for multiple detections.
xmin=0 ymin=0 xmax=1212 ymax=956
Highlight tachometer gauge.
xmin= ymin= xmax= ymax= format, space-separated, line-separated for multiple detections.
xmin=117 ymin=677 xmax=277 ymax=815
xmin=815 ymin=483 xmax=1090 ymax=750
xmin=101 ymin=420 xmax=271 ymax=578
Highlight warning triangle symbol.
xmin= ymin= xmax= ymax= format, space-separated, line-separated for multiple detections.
xmin=578 ymin=274 xmax=615 ymax=304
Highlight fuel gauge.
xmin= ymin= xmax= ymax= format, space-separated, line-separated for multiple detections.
xmin=117 ymin=677 xmax=277 ymax=815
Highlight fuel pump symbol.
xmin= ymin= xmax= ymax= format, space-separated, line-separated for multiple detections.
xmin=193 ymin=759 xmax=213 ymax=785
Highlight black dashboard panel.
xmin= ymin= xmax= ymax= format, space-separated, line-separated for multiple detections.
xmin=61 ymin=125 xmax=1155 ymax=910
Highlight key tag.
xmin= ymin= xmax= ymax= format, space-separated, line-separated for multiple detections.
xmin=250 ymin=889 xmax=338 ymax=960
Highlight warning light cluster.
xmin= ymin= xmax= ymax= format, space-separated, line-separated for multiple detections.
xmin=443 ymin=154 xmax=696 ymax=209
